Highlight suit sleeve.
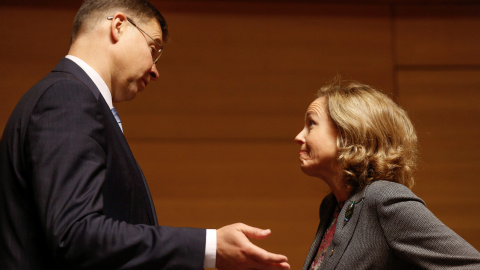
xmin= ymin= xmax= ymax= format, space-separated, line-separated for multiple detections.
xmin=26 ymin=80 xmax=206 ymax=270
xmin=370 ymin=181 xmax=480 ymax=269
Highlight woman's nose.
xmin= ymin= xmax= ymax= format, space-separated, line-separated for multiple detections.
xmin=294 ymin=129 xmax=305 ymax=145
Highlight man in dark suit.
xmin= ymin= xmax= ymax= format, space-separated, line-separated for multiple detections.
xmin=0 ymin=1 xmax=290 ymax=269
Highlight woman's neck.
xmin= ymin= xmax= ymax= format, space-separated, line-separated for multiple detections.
xmin=327 ymin=175 xmax=352 ymax=202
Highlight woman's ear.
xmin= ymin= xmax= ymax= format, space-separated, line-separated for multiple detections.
xmin=108 ymin=12 xmax=128 ymax=43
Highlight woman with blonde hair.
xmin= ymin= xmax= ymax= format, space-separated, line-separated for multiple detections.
xmin=295 ymin=78 xmax=480 ymax=270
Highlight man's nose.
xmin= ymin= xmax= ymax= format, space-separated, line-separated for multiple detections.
xmin=150 ymin=63 xmax=159 ymax=80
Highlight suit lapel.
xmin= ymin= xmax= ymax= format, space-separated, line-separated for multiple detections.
xmin=53 ymin=58 xmax=158 ymax=225
xmin=98 ymin=96 xmax=158 ymax=226
xmin=303 ymin=194 xmax=337 ymax=270
xmin=320 ymin=187 xmax=367 ymax=270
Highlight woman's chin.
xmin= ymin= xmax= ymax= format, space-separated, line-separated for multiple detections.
xmin=300 ymin=164 xmax=316 ymax=176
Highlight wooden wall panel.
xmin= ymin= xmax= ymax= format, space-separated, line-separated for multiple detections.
xmin=118 ymin=5 xmax=394 ymax=268
xmin=118 ymin=4 xmax=394 ymax=141
xmin=395 ymin=4 xmax=480 ymax=251
xmin=1 ymin=1 xmax=479 ymax=269
xmin=397 ymin=70 xmax=480 ymax=249
xmin=0 ymin=3 xmax=393 ymax=268
xmin=0 ymin=6 xmax=75 ymax=133
xmin=130 ymin=141 xmax=327 ymax=268
xmin=395 ymin=5 xmax=480 ymax=66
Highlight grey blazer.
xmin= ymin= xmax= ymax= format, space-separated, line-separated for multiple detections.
xmin=303 ymin=180 xmax=480 ymax=270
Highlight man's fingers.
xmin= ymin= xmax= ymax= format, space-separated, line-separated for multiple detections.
xmin=238 ymin=223 xmax=272 ymax=240
xmin=247 ymin=259 xmax=291 ymax=270
xmin=248 ymin=263 xmax=290 ymax=270
xmin=216 ymin=223 xmax=290 ymax=270
xmin=244 ymin=242 xmax=288 ymax=264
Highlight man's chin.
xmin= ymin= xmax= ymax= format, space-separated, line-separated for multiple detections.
xmin=125 ymin=93 xmax=137 ymax=101
xmin=113 ymin=92 xmax=137 ymax=103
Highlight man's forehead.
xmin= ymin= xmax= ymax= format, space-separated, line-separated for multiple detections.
xmin=104 ymin=13 xmax=163 ymax=42
xmin=139 ymin=17 xmax=163 ymax=43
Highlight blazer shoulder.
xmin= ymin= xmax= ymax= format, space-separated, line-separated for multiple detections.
xmin=19 ymin=77 xmax=99 ymax=130
xmin=2 ymin=72 xmax=97 ymax=142
xmin=364 ymin=180 xmax=424 ymax=207
xmin=28 ymin=58 xmax=101 ymax=106
xmin=17 ymin=71 xmax=94 ymax=110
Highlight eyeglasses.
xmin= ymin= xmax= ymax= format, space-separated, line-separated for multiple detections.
xmin=107 ymin=16 xmax=163 ymax=64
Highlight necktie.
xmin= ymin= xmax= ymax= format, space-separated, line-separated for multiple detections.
xmin=111 ymin=107 xmax=123 ymax=133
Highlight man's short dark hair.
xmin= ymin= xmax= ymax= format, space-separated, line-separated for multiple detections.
xmin=71 ymin=0 xmax=168 ymax=43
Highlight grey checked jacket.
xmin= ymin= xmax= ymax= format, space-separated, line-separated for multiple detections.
xmin=303 ymin=180 xmax=480 ymax=270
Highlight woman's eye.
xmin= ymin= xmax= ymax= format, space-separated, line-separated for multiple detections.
xmin=308 ymin=119 xmax=316 ymax=127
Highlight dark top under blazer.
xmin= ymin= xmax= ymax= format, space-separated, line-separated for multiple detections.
xmin=0 ymin=58 xmax=206 ymax=269
xmin=303 ymin=180 xmax=480 ymax=270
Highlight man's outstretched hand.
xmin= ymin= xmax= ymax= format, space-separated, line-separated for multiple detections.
xmin=216 ymin=223 xmax=290 ymax=270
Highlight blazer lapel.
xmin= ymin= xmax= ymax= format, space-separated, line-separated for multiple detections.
xmin=98 ymin=97 xmax=158 ymax=226
xmin=303 ymin=194 xmax=337 ymax=270
xmin=320 ymin=187 xmax=367 ymax=270
xmin=53 ymin=58 xmax=158 ymax=225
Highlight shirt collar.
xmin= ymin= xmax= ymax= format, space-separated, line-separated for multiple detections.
xmin=65 ymin=55 xmax=113 ymax=109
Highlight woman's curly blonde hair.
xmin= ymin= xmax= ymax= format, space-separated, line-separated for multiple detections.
xmin=318 ymin=78 xmax=418 ymax=190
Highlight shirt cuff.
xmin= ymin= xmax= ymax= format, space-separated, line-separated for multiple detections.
xmin=204 ymin=229 xmax=217 ymax=268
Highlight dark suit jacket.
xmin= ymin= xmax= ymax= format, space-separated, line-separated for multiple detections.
xmin=0 ymin=58 xmax=206 ymax=269
xmin=303 ymin=180 xmax=480 ymax=270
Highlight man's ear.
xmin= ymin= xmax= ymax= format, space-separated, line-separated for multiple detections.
xmin=109 ymin=12 xmax=128 ymax=43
